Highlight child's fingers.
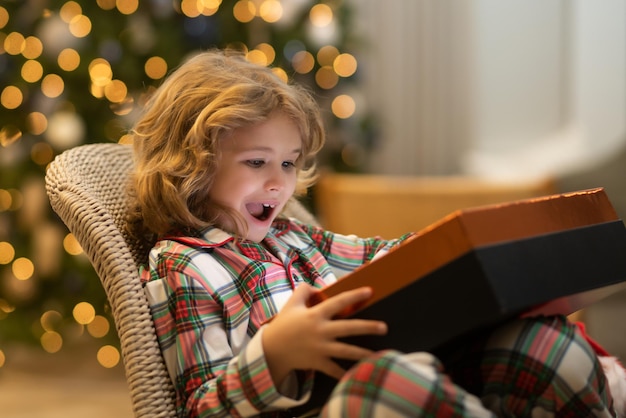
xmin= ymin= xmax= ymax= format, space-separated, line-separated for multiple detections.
xmin=315 ymin=286 xmax=373 ymax=318
xmin=324 ymin=318 xmax=387 ymax=338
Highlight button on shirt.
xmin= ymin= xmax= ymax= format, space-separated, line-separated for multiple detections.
xmin=140 ymin=217 xmax=411 ymax=417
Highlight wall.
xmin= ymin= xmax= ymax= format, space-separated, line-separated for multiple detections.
xmin=352 ymin=0 xmax=626 ymax=180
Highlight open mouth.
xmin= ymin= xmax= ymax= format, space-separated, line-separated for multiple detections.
xmin=246 ymin=202 xmax=276 ymax=221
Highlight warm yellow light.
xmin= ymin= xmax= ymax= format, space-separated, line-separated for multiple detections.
xmin=271 ymin=67 xmax=288 ymax=83
xmin=0 ymin=242 xmax=15 ymax=264
xmin=89 ymin=59 xmax=113 ymax=87
xmin=40 ymin=310 xmax=63 ymax=332
xmin=63 ymin=233 xmax=83 ymax=255
xmin=1 ymin=85 xmax=23 ymax=109
xmin=97 ymin=345 xmax=121 ymax=368
xmin=41 ymin=74 xmax=65 ymax=98
xmin=144 ymin=56 xmax=168 ymax=80
xmin=69 ymin=15 xmax=92 ymax=38
xmin=199 ymin=0 xmax=222 ymax=16
xmin=255 ymin=43 xmax=275 ymax=65
xmin=4 ymin=32 xmax=25 ymax=55
xmin=73 ymin=301 xmax=96 ymax=325
xmin=26 ymin=112 xmax=48 ymax=135
xmin=0 ymin=349 xmax=5 ymax=368
xmin=87 ymin=315 xmax=110 ymax=338
xmin=12 ymin=257 xmax=34 ymax=281
xmin=58 ymin=48 xmax=80 ymax=71
xmin=60 ymin=1 xmax=82 ymax=23
xmin=21 ymin=60 xmax=44 ymax=83
xmin=246 ymin=49 xmax=267 ymax=66
xmin=104 ymin=79 xmax=128 ymax=103
xmin=317 ymin=45 xmax=339 ymax=66
xmin=309 ymin=4 xmax=333 ymax=27
xmin=110 ymin=97 xmax=134 ymax=116
xmin=0 ymin=126 xmax=22 ymax=147
xmin=0 ymin=7 xmax=9 ymax=29
xmin=31 ymin=141 xmax=54 ymax=165
xmin=315 ymin=66 xmax=338 ymax=89
xmin=334 ymin=53 xmax=357 ymax=77
xmin=233 ymin=0 xmax=255 ymax=23
xmin=40 ymin=331 xmax=63 ymax=353
xmin=23 ymin=36 xmax=43 ymax=59
xmin=24 ymin=117 xmax=47 ymax=142
xmin=331 ymin=94 xmax=356 ymax=119
xmin=96 ymin=0 xmax=116 ymax=10
xmin=116 ymin=0 xmax=139 ymax=15
xmin=0 ymin=299 xmax=14 ymax=314
xmin=292 ymin=51 xmax=314 ymax=74
xmin=181 ymin=0 xmax=201 ymax=18
xmin=259 ymin=0 xmax=282 ymax=23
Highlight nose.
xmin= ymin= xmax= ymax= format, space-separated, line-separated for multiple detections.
xmin=264 ymin=165 xmax=287 ymax=192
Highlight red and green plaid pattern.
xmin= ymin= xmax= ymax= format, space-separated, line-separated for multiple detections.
xmin=141 ymin=219 xmax=407 ymax=417
xmin=323 ymin=316 xmax=614 ymax=417
xmin=141 ymin=219 xmax=613 ymax=417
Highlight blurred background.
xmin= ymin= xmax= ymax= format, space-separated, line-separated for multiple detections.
xmin=0 ymin=0 xmax=625 ymax=416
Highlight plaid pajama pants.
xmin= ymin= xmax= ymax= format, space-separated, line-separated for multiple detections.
xmin=321 ymin=315 xmax=615 ymax=417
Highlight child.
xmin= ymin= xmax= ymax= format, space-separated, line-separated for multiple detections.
xmin=128 ymin=49 xmax=619 ymax=417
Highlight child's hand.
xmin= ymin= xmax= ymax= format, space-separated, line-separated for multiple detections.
xmin=262 ymin=283 xmax=387 ymax=386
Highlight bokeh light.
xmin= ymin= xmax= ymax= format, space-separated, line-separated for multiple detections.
xmin=292 ymin=50 xmax=315 ymax=74
xmin=0 ymin=0 xmax=365 ymax=365
xmin=41 ymin=74 xmax=65 ymax=98
xmin=4 ymin=32 xmax=25 ymax=55
xmin=23 ymin=36 xmax=43 ymax=59
xmin=233 ymin=0 xmax=256 ymax=23
xmin=309 ymin=4 xmax=333 ymax=27
xmin=21 ymin=60 xmax=44 ymax=83
xmin=0 ymin=242 xmax=15 ymax=264
xmin=72 ymin=301 xmax=96 ymax=325
xmin=26 ymin=112 xmax=48 ymax=135
xmin=12 ymin=257 xmax=35 ymax=281
xmin=315 ymin=65 xmax=338 ymax=89
xmin=331 ymin=94 xmax=356 ymax=119
xmin=97 ymin=345 xmax=121 ymax=368
xmin=87 ymin=315 xmax=111 ymax=338
xmin=145 ymin=56 xmax=168 ymax=80
xmin=63 ymin=233 xmax=83 ymax=256
xmin=58 ymin=48 xmax=81 ymax=71
xmin=1 ymin=85 xmax=23 ymax=109
xmin=334 ymin=53 xmax=357 ymax=77
xmin=116 ymin=0 xmax=139 ymax=15
xmin=41 ymin=331 xmax=63 ymax=353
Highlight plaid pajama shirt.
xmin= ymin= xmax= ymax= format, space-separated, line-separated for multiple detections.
xmin=140 ymin=218 xmax=614 ymax=417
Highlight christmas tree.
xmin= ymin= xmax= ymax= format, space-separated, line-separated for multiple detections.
xmin=0 ymin=0 xmax=371 ymax=368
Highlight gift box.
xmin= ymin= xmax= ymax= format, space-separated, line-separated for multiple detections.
xmin=292 ymin=188 xmax=626 ymax=416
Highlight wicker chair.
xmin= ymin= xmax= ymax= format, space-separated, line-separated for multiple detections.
xmin=45 ymin=142 xmax=318 ymax=417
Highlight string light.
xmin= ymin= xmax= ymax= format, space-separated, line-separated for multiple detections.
xmin=12 ymin=257 xmax=35 ymax=281
xmin=73 ymin=301 xmax=96 ymax=325
xmin=144 ymin=56 xmax=168 ymax=80
xmin=331 ymin=94 xmax=356 ymax=119
xmin=97 ymin=345 xmax=120 ymax=368
xmin=63 ymin=233 xmax=83 ymax=256
xmin=0 ymin=0 xmax=364 ymax=367
xmin=0 ymin=242 xmax=15 ymax=264
xmin=1 ymin=85 xmax=23 ymax=109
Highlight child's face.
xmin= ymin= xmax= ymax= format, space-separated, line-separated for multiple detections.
xmin=210 ymin=113 xmax=302 ymax=242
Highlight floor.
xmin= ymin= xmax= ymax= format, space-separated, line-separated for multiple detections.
xmin=0 ymin=343 xmax=133 ymax=418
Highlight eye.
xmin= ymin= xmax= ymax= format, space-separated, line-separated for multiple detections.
xmin=282 ymin=161 xmax=296 ymax=169
xmin=246 ymin=159 xmax=264 ymax=168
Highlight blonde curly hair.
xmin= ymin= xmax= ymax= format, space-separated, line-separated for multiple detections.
xmin=127 ymin=49 xmax=325 ymax=240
